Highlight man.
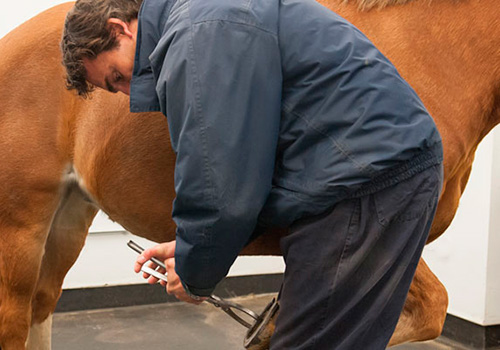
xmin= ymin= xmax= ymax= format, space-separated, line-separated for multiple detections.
xmin=61 ymin=0 xmax=443 ymax=348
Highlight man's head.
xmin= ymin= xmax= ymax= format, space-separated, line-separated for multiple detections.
xmin=61 ymin=0 xmax=143 ymax=97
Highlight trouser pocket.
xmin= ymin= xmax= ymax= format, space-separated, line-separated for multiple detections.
xmin=373 ymin=164 xmax=442 ymax=227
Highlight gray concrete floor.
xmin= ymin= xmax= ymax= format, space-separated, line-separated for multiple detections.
xmin=52 ymin=294 xmax=469 ymax=349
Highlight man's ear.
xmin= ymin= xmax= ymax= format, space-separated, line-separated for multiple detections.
xmin=107 ymin=18 xmax=134 ymax=39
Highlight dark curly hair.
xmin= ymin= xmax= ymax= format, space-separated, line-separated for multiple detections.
xmin=61 ymin=0 xmax=143 ymax=97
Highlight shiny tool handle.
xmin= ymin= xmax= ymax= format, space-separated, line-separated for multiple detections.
xmin=127 ymin=240 xmax=166 ymax=270
xmin=140 ymin=265 xmax=169 ymax=283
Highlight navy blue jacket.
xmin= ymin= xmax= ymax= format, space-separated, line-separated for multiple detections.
xmin=130 ymin=0 xmax=443 ymax=296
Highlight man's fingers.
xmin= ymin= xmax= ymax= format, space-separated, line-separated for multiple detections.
xmin=133 ymin=259 xmax=144 ymax=273
xmin=132 ymin=242 xmax=179 ymax=291
xmin=147 ymin=275 xmax=160 ymax=284
xmin=134 ymin=241 xmax=176 ymax=274
xmin=139 ymin=261 xmax=157 ymax=279
xmin=144 ymin=264 xmax=168 ymax=284
xmin=142 ymin=241 xmax=176 ymax=262
xmin=131 ymin=241 xmax=200 ymax=305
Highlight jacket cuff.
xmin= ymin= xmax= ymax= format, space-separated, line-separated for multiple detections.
xmin=179 ymin=278 xmax=215 ymax=298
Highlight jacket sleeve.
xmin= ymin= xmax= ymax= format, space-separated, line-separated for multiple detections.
xmin=158 ymin=21 xmax=282 ymax=296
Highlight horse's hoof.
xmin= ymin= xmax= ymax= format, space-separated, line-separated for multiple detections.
xmin=244 ymin=298 xmax=280 ymax=350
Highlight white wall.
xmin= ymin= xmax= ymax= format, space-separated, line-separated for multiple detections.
xmin=0 ymin=0 xmax=70 ymax=38
xmin=486 ymin=132 xmax=500 ymax=324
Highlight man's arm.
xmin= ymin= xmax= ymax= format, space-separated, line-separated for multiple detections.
xmin=159 ymin=20 xmax=282 ymax=296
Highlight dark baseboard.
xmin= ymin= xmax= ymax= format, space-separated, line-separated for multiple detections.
xmin=442 ymin=314 xmax=500 ymax=349
xmin=55 ymin=273 xmax=283 ymax=313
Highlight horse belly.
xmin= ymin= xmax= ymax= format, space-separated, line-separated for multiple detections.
xmin=72 ymin=92 xmax=179 ymax=243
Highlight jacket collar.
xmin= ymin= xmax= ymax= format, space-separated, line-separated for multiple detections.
xmin=130 ymin=0 xmax=176 ymax=113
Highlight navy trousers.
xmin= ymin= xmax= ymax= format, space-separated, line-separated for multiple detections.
xmin=270 ymin=164 xmax=443 ymax=349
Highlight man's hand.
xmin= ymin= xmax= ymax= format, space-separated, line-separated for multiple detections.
xmin=133 ymin=240 xmax=203 ymax=304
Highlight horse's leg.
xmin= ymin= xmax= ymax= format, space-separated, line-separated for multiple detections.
xmin=25 ymin=316 xmax=52 ymax=350
xmin=388 ymin=258 xmax=448 ymax=346
xmin=0 ymin=194 xmax=60 ymax=349
xmin=26 ymin=183 xmax=98 ymax=350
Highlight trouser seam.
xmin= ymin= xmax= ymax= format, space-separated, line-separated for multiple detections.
xmin=312 ymin=199 xmax=360 ymax=349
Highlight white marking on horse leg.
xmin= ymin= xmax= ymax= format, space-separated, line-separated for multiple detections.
xmin=26 ymin=315 xmax=52 ymax=350
xmin=61 ymin=165 xmax=97 ymax=204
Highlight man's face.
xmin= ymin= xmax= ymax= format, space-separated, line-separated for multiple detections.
xmin=83 ymin=19 xmax=137 ymax=95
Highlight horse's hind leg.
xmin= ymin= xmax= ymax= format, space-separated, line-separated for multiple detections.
xmin=26 ymin=182 xmax=98 ymax=350
xmin=0 ymin=189 xmax=61 ymax=349
xmin=388 ymin=257 xmax=448 ymax=346
xmin=25 ymin=316 xmax=52 ymax=350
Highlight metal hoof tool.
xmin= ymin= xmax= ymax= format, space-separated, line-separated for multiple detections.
xmin=127 ymin=240 xmax=272 ymax=333
xmin=205 ymin=294 xmax=259 ymax=329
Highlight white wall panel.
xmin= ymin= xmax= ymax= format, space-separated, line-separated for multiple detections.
xmin=485 ymin=131 xmax=500 ymax=324
xmin=1 ymin=0 xmax=69 ymax=38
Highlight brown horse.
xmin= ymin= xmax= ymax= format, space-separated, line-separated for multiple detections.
xmin=0 ymin=0 xmax=499 ymax=348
